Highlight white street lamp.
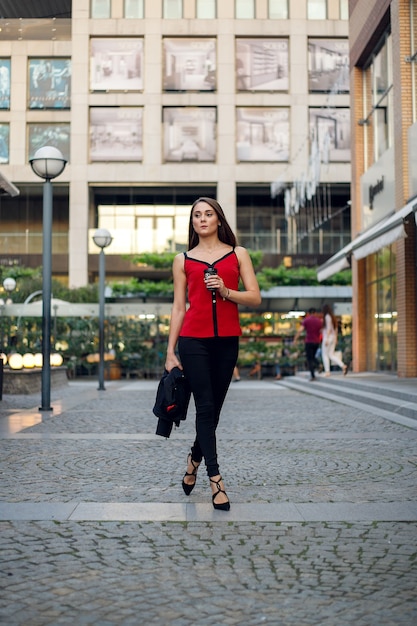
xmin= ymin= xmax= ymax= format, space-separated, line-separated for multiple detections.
xmin=30 ymin=146 xmax=67 ymax=411
xmin=92 ymin=228 xmax=112 ymax=391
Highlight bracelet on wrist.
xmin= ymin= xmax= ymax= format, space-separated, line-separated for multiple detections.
xmin=223 ymin=288 xmax=230 ymax=301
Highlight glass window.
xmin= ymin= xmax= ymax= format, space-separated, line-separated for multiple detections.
xmin=340 ymin=0 xmax=348 ymax=20
xmin=412 ymin=0 xmax=417 ymax=121
xmin=236 ymin=0 xmax=255 ymax=19
xmin=363 ymin=33 xmax=393 ymax=161
xmin=269 ymin=0 xmax=288 ymax=19
xmin=197 ymin=0 xmax=216 ymax=18
xmin=91 ymin=0 xmax=111 ymax=18
xmin=124 ymin=0 xmax=143 ymax=18
xmin=163 ymin=0 xmax=182 ymax=18
xmin=307 ymin=0 xmax=327 ymax=19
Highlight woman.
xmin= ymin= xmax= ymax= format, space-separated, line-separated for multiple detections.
xmin=321 ymin=304 xmax=348 ymax=377
xmin=165 ymin=197 xmax=261 ymax=511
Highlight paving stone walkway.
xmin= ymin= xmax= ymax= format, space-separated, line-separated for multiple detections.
xmin=0 ymin=378 xmax=416 ymax=625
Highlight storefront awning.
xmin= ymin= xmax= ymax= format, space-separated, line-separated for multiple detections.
xmin=317 ymin=200 xmax=417 ymax=282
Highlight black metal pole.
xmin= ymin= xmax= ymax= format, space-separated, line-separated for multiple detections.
xmin=98 ymin=247 xmax=105 ymax=391
xmin=40 ymin=179 xmax=53 ymax=411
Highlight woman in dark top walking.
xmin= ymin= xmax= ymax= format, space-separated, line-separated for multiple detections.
xmin=165 ymin=197 xmax=261 ymax=510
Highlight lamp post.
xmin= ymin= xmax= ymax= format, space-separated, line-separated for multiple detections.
xmin=92 ymin=228 xmax=112 ymax=390
xmin=30 ymin=146 xmax=67 ymax=411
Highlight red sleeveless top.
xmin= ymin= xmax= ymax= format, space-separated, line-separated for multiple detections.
xmin=179 ymin=249 xmax=242 ymax=338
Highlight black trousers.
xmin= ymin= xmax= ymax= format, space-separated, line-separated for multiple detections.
xmin=178 ymin=336 xmax=239 ymax=477
xmin=305 ymin=342 xmax=320 ymax=378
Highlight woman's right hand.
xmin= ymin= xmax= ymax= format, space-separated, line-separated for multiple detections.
xmin=165 ymin=353 xmax=182 ymax=372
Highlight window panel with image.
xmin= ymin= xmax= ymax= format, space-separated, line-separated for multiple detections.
xmin=163 ymin=38 xmax=216 ymax=91
xmin=163 ymin=107 xmax=217 ymax=162
xmin=236 ymin=38 xmax=288 ymax=91
xmin=90 ymin=107 xmax=143 ymax=162
xmin=0 ymin=60 xmax=11 ymax=109
xmin=28 ymin=59 xmax=71 ymax=109
xmin=309 ymin=107 xmax=351 ymax=162
xmin=28 ymin=123 xmax=70 ymax=162
xmin=90 ymin=38 xmax=143 ymax=91
xmin=308 ymin=39 xmax=349 ymax=93
xmin=0 ymin=124 xmax=9 ymax=163
xmin=236 ymin=108 xmax=289 ymax=162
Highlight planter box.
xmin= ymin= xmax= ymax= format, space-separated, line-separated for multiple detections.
xmin=1 ymin=367 xmax=68 ymax=395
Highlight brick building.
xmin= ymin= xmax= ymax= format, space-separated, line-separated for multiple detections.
xmin=319 ymin=0 xmax=417 ymax=376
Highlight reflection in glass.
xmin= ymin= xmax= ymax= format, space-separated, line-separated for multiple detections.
xmin=95 ymin=204 xmax=191 ymax=254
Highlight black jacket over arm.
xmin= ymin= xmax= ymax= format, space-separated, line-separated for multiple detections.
xmin=153 ymin=367 xmax=191 ymax=438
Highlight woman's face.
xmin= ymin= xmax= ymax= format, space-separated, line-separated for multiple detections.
xmin=191 ymin=202 xmax=220 ymax=237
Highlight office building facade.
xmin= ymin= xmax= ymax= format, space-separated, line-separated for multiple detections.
xmin=0 ymin=0 xmax=350 ymax=290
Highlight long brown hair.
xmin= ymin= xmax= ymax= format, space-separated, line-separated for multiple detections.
xmin=322 ymin=304 xmax=337 ymax=331
xmin=188 ymin=197 xmax=237 ymax=249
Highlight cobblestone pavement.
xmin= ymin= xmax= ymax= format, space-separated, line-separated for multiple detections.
xmin=0 ymin=379 xmax=416 ymax=625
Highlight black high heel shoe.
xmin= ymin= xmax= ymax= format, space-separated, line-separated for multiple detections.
xmin=182 ymin=454 xmax=200 ymax=496
xmin=210 ymin=476 xmax=230 ymax=511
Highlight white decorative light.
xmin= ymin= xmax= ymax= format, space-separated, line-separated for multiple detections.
xmin=8 ymin=354 xmax=23 ymax=370
xmin=29 ymin=146 xmax=67 ymax=181
xmin=34 ymin=353 xmax=43 ymax=368
xmin=22 ymin=353 xmax=36 ymax=368
xmin=50 ymin=353 xmax=64 ymax=367
xmin=92 ymin=228 xmax=113 ymax=249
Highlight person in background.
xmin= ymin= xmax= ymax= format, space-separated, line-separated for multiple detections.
xmin=321 ymin=304 xmax=348 ymax=377
xmin=293 ymin=308 xmax=322 ymax=381
xmin=232 ymin=365 xmax=241 ymax=382
xmin=165 ymin=197 xmax=261 ymax=511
